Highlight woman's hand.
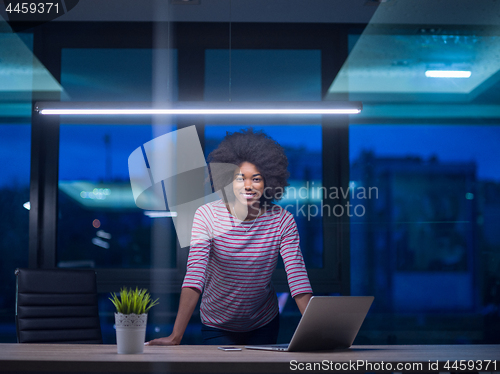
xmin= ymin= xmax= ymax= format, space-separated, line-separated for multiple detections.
xmin=294 ymin=293 xmax=312 ymax=315
xmin=144 ymin=287 xmax=201 ymax=347
xmin=145 ymin=334 xmax=181 ymax=346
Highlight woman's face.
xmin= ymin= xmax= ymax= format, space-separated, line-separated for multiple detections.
xmin=232 ymin=162 xmax=265 ymax=207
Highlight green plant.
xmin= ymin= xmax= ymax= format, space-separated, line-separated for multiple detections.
xmin=109 ymin=287 xmax=159 ymax=315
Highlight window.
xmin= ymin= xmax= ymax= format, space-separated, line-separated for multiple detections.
xmin=350 ymin=124 xmax=500 ymax=344
xmin=0 ymin=31 xmax=32 ymax=342
xmin=204 ymin=49 xmax=324 ymax=269
xmin=56 ymin=46 xmax=180 ymax=343
xmin=58 ymin=48 xmax=178 ymax=269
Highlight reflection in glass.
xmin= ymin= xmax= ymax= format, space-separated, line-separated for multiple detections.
xmin=0 ymin=124 xmax=30 ymax=342
xmin=57 ymin=48 xmax=178 ymax=269
xmin=350 ymin=124 xmax=500 ymax=344
xmin=205 ymin=49 xmax=323 ymax=268
xmin=58 ymin=125 xmax=178 ymax=269
xmin=205 ymin=125 xmax=323 ymax=268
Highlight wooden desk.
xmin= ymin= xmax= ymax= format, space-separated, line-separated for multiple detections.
xmin=1 ymin=344 xmax=499 ymax=373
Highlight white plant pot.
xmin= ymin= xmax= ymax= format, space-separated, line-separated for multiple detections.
xmin=115 ymin=313 xmax=148 ymax=354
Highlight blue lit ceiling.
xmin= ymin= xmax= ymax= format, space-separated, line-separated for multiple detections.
xmin=1 ymin=0 xmax=500 ymax=121
xmin=325 ymin=0 xmax=500 ymax=120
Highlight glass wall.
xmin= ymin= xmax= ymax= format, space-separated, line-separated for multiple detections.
xmin=203 ymin=49 xmax=324 ymax=342
xmin=0 ymin=28 xmax=33 ymax=342
xmin=204 ymin=49 xmax=323 ymax=268
xmin=350 ymin=125 xmax=500 ymax=343
xmin=3 ymin=2 xmax=500 ymax=347
xmin=58 ymin=49 xmax=178 ymax=269
xmin=346 ymin=25 xmax=500 ymax=343
xmin=58 ymin=125 xmax=177 ymax=269
xmin=0 ymin=124 xmax=30 ymax=343
xmin=57 ymin=48 xmax=179 ymax=343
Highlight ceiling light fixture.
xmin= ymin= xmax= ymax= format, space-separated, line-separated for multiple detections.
xmin=425 ymin=70 xmax=472 ymax=78
xmin=35 ymin=101 xmax=362 ymax=116
xmin=144 ymin=211 xmax=178 ymax=218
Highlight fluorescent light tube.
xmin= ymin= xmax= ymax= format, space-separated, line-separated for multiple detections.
xmin=35 ymin=101 xmax=362 ymax=116
xmin=425 ymin=70 xmax=471 ymax=78
xmin=144 ymin=211 xmax=178 ymax=218
xmin=39 ymin=108 xmax=361 ymax=115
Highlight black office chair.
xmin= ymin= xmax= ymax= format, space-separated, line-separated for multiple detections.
xmin=15 ymin=268 xmax=103 ymax=344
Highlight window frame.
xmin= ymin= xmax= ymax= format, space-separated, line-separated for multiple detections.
xmin=30 ymin=21 xmax=352 ymax=294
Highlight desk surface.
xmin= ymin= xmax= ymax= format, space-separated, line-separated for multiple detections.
xmin=1 ymin=344 xmax=499 ymax=373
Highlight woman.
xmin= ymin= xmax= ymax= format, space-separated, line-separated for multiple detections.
xmin=147 ymin=129 xmax=312 ymax=346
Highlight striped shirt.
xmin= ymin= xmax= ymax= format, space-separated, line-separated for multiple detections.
xmin=182 ymin=199 xmax=312 ymax=332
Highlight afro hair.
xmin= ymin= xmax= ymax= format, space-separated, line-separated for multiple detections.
xmin=207 ymin=128 xmax=290 ymax=204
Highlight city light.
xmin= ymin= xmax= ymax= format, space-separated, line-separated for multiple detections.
xmin=96 ymin=230 xmax=112 ymax=240
xmin=80 ymin=188 xmax=111 ymax=200
xmin=92 ymin=237 xmax=110 ymax=249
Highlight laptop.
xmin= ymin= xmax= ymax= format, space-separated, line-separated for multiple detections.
xmin=245 ymin=296 xmax=374 ymax=352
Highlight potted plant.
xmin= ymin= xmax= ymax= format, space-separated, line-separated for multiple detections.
xmin=110 ymin=287 xmax=159 ymax=354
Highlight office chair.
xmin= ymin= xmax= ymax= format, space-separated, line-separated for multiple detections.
xmin=15 ymin=268 xmax=103 ymax=344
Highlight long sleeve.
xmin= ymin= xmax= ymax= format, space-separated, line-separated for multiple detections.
xmin=279 ymin=211 xmax=313 ymax=298
xmin=180 ymin=200 xmax=311 ymax=332
xmin=181 ymin=206 xmax=213 ymax=293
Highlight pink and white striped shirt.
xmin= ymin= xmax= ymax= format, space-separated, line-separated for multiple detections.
xmin=182 ymin=199 xmax=312 ymax=332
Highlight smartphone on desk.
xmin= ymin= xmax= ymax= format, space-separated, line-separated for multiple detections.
xmin=217 ymin=346 xmax=242 ymax=351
